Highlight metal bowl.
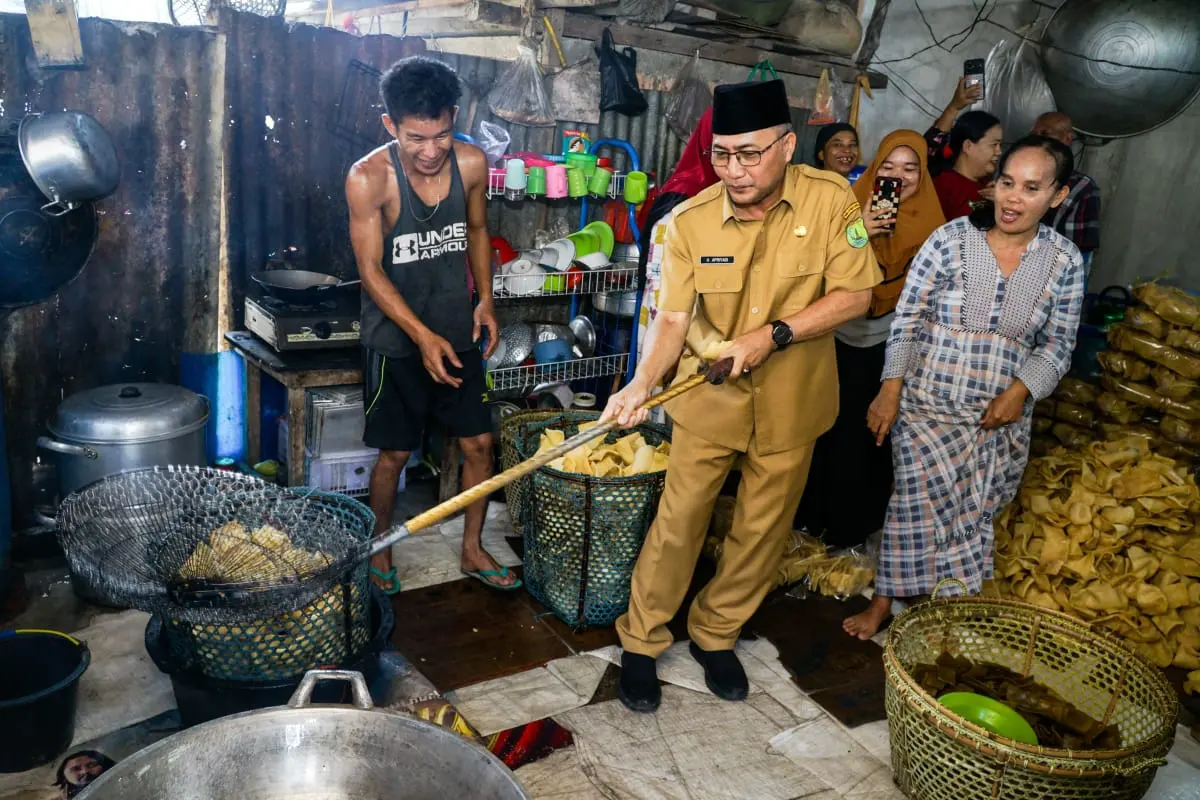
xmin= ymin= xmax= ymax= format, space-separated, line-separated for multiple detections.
xmin=533 ymin=322 xmax=573 ymax=345
xmin=594 ymin=290 xmax=638 ymax=318
xmin=568 ymin=315 xmax=596 ymax=357
xmin=499 ymin=322 xmax=534 ymax=366
xmin=1041 ymin=0 xmax=1200 ymax=138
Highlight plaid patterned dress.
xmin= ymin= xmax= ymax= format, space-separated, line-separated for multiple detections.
xmin=876 ymin=218 xmax=1086 ymax=597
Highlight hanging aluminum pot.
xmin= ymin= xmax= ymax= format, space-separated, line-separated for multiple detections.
xmin=18 ymin=111 xmax=120 ymax=216
xmin=36 ymin=383 xmax=209 ymax=525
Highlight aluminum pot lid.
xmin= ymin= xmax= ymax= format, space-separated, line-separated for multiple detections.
xmin=49 ymin=383 xmax=210 ymax=444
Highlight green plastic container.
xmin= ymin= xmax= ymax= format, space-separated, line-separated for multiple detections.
xmin=938 ymin=692 xmax=1039 ymax=746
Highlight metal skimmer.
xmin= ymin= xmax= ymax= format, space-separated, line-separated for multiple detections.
xmin=57 ymin=360 xmax=733 ymax=624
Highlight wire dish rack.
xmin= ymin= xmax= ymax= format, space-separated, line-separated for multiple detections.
xmin=487 ymin=353 xmax=628 ymax=393
xmin=487 ymin=171 xmax=628 ymax=201
xmin=492 ymin=263 xmax=637 ymax=299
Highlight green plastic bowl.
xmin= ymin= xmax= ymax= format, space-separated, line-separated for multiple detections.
xmin=938 ymin=692 xmax=1039 ymax=745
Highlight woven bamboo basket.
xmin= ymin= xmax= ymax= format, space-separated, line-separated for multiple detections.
xmin=884 ymin=580 xmax=1178 ymax=800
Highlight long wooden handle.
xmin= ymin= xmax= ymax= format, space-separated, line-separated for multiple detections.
xmin=368 ymin=359 xmax=732 ymax=555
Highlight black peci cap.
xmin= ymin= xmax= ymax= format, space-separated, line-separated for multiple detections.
xmin=711 ymin=79 xmax=791 ymax=136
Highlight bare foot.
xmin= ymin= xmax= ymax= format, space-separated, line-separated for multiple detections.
xmin=461 ymin=548 xmax=518 ymax=588
xmin=844 ymin=595 xmax=891 ymax=640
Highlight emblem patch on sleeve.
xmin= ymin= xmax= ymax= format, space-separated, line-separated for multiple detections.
xmin=846 ymin=217 xmax=869 ymax=249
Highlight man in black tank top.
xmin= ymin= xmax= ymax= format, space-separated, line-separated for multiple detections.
xmin=346 ymin=57 xmax=518 ymax=593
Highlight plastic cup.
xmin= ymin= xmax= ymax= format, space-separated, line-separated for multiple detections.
xmin=527 ymin=166 xmax=547 ymax=198
xmin=567 ymin=167 xmax=588 ymax=198
xmin=504 ymin=158 xmax=527 ymax=200
xmin=624 ymin=171 xmax=648 ymax=204
xmin=565 ymin=152 xmax=598 ymax=177
xmin=545 ymin=165 xmax=568 ymax=198
xmin=588 ymin=166 xmax=613 ymax=198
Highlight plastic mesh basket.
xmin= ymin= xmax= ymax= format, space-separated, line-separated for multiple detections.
xmin=161 ymin=568 xmax=371 ymax=682
xmin=510 ymin=410 xmax=669 ymax=628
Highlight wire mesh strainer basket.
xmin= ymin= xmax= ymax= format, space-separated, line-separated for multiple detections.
xmin=510 ymin=410 xmax=669 ymax=628
xmin=884 ymin=581 xmax=1178 ymax=800
xmin=56 ymin=466 xmax=376 ymax=624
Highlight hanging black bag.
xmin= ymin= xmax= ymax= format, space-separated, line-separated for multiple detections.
xmin=596 ymin=28 xmax=648 ymax=116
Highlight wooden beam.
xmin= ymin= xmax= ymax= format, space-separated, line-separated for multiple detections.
xmin=23 ymin=0 xmax=84 ymax=69
xmin=561 ymin=14 xmax=886 ymax=88
xmin=856 ymin=0 xmax=891 ymax=70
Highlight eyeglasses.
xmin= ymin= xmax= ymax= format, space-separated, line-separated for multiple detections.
xmin=710 ymin=130 xmax=790 ymax=168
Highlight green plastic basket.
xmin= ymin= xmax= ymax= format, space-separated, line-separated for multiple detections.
xmin=508 ymin=410 xmax=669 ymax=628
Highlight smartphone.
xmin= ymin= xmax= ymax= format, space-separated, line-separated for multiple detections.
xmin=964 ymin=58 xmax=986 ymax=102
xmin=871 ymin=176 xmax=902 ymax=232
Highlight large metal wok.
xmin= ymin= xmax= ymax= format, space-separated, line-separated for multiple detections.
xmin=251 ymin=269 xmax=361 ymax=305
xmin=78 ymin=670 xmax=530 ymax=800
xmin=1041 ymin=0 xmax=1200 ymax=138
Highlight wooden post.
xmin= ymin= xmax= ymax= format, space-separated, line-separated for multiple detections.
xmin=24 ymin=0 xmax=84 ymax=69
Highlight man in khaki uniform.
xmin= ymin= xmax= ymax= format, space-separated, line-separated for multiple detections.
xmin=602 ymin=79 xmax=881 ymax=712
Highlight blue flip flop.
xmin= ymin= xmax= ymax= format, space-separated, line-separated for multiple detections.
xmin=462 ymin=566 xmax=523 ymax=591
xmin=369 ymin=566 xmax=402 ymax=596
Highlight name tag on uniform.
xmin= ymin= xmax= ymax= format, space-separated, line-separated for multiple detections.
xmin=699 ymin=256 xmax=735 ymax=265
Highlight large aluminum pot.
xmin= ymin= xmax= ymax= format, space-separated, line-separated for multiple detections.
xmin=18 ymin=111 xmax=120 ymax=217
xmin=1041 ymin=0 xmax=1200 ymax=138
xmin=37 ymin=383 xmax=208 ymax=525
xmin=79 ymin=670 xmax=530 ymax=800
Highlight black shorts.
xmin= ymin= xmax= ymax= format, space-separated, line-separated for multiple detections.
xmin=362 ymin=348 xmax=491 ymax=452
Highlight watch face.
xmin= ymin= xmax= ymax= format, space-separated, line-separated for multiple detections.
xmin=773 ymin=323 xmax=791 ymax=347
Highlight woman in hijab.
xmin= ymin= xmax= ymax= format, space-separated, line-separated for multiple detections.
xmin=844 ymin=135 xmax=1085 ymax=640
xmin=813 ymin=122 xmax=861 ymax=182
xmin=634 ymin=108 xmax=718 ymax=418
xmin=797 ymin=130 xmax=945 ymax=548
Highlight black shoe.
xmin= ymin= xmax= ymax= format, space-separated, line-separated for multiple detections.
xmin=617 ymin=651 xmax=661 ymax=713
xmin=689 ymin=641 xmax=749 ymax=701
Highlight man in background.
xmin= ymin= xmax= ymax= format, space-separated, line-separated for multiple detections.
xmin=1033 ymin=111 xmax=1101 ymax=265
xmin=346 ymin=57 xmax=516 ymax=594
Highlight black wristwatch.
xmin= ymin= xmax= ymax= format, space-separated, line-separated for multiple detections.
xmin=770 ymin=320 xmax=793 ymax=350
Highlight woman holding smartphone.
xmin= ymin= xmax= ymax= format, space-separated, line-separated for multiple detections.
xmin=843 ymin=136 xmax=1085 ymax=640
xmin=797 ymin=130 xmax=944 ymax=548
xmin=924 ymin=78 xmax=1002 ymax=220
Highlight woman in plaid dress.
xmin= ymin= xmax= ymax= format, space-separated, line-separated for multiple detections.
xmin=845 ymin=136 xmax=1087 ymax=639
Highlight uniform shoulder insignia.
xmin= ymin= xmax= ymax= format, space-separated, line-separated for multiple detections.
xmin=796 ymin=163 xmax=851 ymax=189
xmin=672 ymin=182 xmax=724 ymax=219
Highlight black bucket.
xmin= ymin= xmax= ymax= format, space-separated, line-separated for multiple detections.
xmin=145 ymin=586 xmax=395 ymax=727
xmin=0 ymin=629 xmax=90 ymax=773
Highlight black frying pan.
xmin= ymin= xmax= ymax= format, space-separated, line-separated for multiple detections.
xmin=251 ymin=269 xmax=361 ymax=305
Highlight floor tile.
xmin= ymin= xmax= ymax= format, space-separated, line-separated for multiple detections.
xmin=514 ymin=747 xmax=610 ymax=800
xmin=446 ymin=654 xmax=605 ymax=737
xmin=557 ymin=690 xmax=840 ymax=800
xmin=71 ymin=609 xmax=175 ymax=747
xmin=391 ymin=531 xmax=461 ymax=592
xmin=770 ymin=716 xmax=902 ymax=800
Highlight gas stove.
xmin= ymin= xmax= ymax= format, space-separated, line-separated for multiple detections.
xmin=244 ymin=292 xmax=360 ymax=351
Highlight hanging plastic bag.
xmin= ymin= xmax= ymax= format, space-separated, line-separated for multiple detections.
xmin=488 ymin=42 xmax=555 ymax=127
xmin=808 ymin=68 xmax=849 ymax=125
xmin=596 ymin=28 xmax=648 ymax=116
xmin=983 ymin=26 xmax=1057 ymax=142
xmin=474 ymin=120 xmax=511 ymax=167
xmin=664 ymin=50 xmax=710 ymax=140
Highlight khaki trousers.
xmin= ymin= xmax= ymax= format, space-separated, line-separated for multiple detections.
xmin=616 ymin=425 xmax=815 ymax=656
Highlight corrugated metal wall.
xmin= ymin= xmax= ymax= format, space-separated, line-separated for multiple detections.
xmin=222 ymin=11 xmax=685 ymax=299
xmin=0 ymin=14 xmax=224 ymax=525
